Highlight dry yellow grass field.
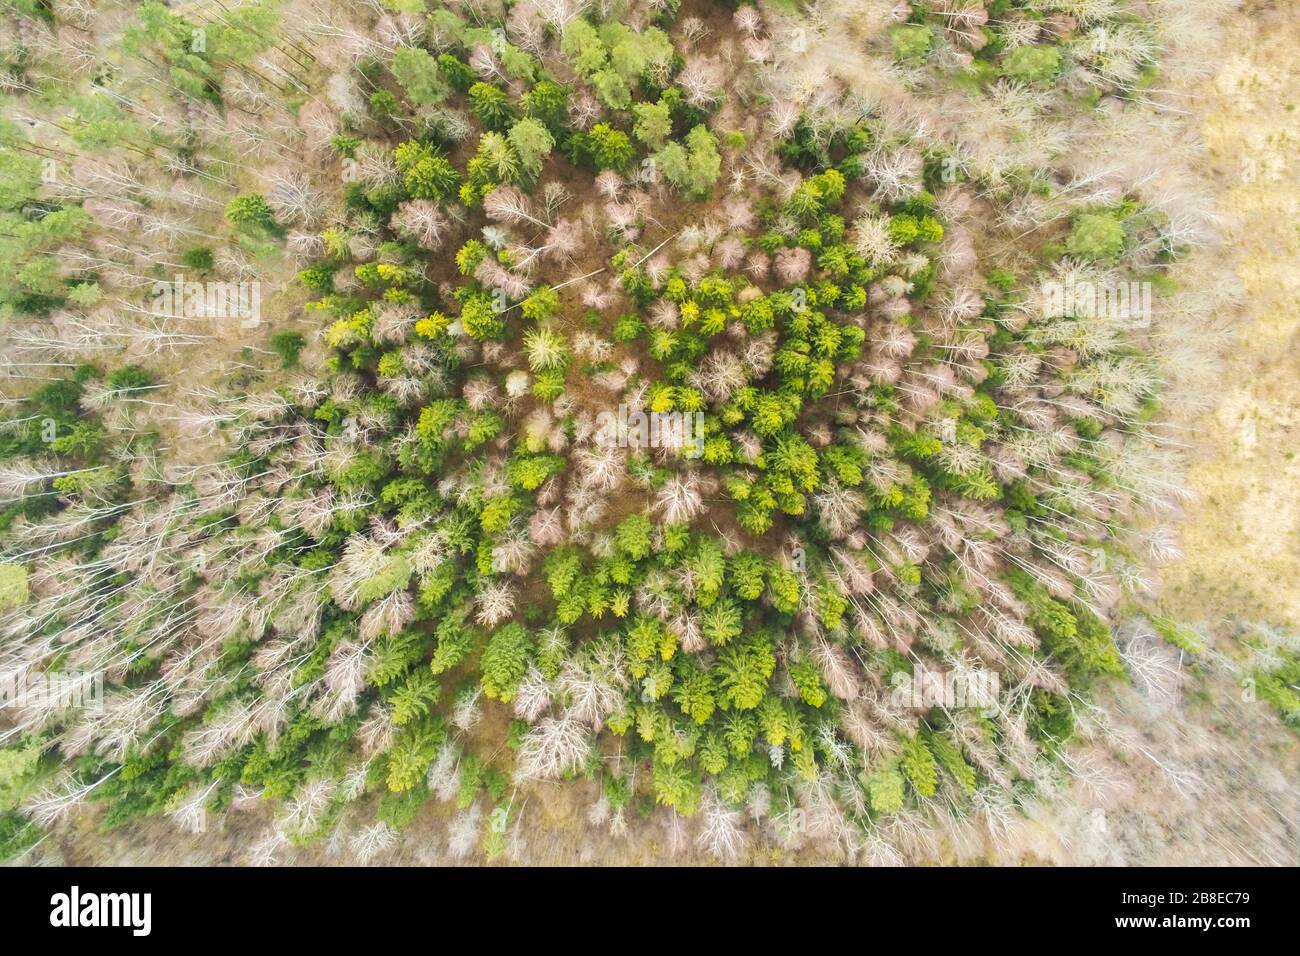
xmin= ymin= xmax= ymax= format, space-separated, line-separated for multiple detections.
xmin=1159 ymin=0 xmax=1300 ymax=632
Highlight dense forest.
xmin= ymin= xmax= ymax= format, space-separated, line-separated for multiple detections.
xmin=0 ymin=0 xmax=1295 ymax=865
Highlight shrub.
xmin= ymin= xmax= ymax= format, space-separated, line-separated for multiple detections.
xmin=225 ymin=194 xmax=279 ymax=234
xmin=1003 ymin=45 xmax=1062 ymax=85
xmin=890 ymin=24 xmax=933 ymax=62
xmin=270 ymin=330 xmax=306 ymax=368
xmin=1066 ymin=212 xmax=1126 ymax=261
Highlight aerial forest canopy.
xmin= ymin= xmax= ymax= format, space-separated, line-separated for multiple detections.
xmin=0 ymin=0 xmax=1291 ymax=865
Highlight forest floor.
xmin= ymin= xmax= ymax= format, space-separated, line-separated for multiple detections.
xmin=22 ymin=0 xmax=1300 ymax=867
